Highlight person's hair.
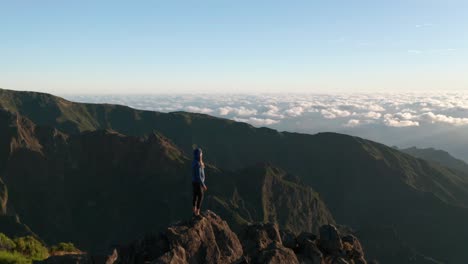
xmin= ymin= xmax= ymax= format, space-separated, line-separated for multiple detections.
xmin=194 ymin=147 xmax=205 ymax=168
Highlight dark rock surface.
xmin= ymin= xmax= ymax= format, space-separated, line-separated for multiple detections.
xmin=38 ymin=212 xmax=370 ymax=264
xmin=116 ymin=210 xmax=243 ymax=264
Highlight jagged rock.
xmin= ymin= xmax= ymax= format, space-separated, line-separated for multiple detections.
xmin=280 ymin=230 xmax=297 ymax=250
xmin=117 ymin=210 xmax=243 ymax=264
xmin=301 ymin=239 xmax=323 ymax=264
xmin=239 ymin=222 xmax=282 ymax=252
xmin=163 ymin=211 xmax=243 ymax=263
xmin=37 ymin=217 xmax=372 ymax=264
xmin=342 ymin=235 xmax=366 ymax=264
xmin=239 ymin=223 xmax=298 ymax=264
xmin=318 ymin=225 xmax=343 ymax=256
xmin=152 ymin=246 xmax=187 ymax=264
xmin=294 ymin=231 xmax=323 ymax=264
xmin=257 ymin=241 xmax=299 ymax=264
xmin=297 ymin=232 xmax=317 ymax=249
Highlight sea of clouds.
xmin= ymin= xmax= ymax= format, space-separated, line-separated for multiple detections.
xmin=66 ymin=93 xmax=468 ymax=128
xmin=63 ymin=92 xmax=468 ymax=161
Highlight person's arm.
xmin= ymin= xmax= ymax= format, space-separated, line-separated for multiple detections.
xmin=200 ymin=167 xmax=207 ymax=190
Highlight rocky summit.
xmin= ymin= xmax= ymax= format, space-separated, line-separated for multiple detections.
xmin=37 ymin=210 xmax=369 ymax=264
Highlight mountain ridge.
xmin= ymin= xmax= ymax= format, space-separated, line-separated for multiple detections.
xmin=401 ymin=146 xmax=468 ymax=175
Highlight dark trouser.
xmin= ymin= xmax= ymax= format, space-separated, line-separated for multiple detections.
xmin=192 ymin=182 xmax=204 ymax=210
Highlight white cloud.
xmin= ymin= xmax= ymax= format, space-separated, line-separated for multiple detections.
xmin=367 ymin=104 xmax=386 ymax=112
xmin=361 ymin=111 xmax=382 ymax=119
xmin=233 ymin=117 xmax=280 ymax=126
xmin=320 ymin=108 xmax=352 ymax=119
xmin=65 ymin=92 xmax=468 ymax=130
xmin=420 ymin=112 xmax=468 ymax=126
xmin=345 ymin=119 xmax=361 ymax=127
xmin=218 ymin=107 xmax=231 ymax=115
xmin=384 ymin=119 xmax=420 ymax=127
xmin=383 ymin=114 xmax=420 ymax=127
xmin=185 ymin=106 xmax=213 ymax=114
xmin=285 ymin=106 xmax=305 ymax=117
xmin=262 ymin=104 xmax=285 ymax=119
xmin=217 ymin=106 xmax=257 ymax=116
xmin=395 ymin=112 xmax=415 ymax=120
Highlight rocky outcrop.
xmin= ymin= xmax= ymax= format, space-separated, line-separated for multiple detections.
xmin=116 ymin=210 xmax=243 ymax=264
xmin=106 ymin=211 xmax=367 ymax=264
xmin=239 ymin=223 xmax=299 ymax=264
xmin=36 ymin=211 xmax=370 ymax=264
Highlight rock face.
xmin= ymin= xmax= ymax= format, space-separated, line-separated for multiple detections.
xmin=207 ymin=164 xmax=336 ymax=235
xmin=116 ymin=210 xmax=243 ymax=264
xmin=317 ymin=225 xmax=367 ymax=264
xmin=239 ymin=223 xmax=299 ymax=264
xmin=105 ymin=212 xmax=367 ymax=264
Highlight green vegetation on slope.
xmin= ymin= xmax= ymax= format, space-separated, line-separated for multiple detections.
xmin=0 ymin=250 xmax=31 ymax=264
xmin=0 ymin=233 xmax=48 ymax=263
xmin=49 ymin=242 xmax=80 ymax=254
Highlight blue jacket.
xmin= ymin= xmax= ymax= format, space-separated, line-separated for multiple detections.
xmin=192 ymin=148 xmax=206 ymax=187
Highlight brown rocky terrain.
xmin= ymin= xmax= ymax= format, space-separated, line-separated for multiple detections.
xmin=37 ymin=211 xmax=369 ymax=264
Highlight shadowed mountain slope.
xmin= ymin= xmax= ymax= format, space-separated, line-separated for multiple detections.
xmin=402 ymin=146 xmax=468 ymax=175
xmin=0 ymin=109 xmax=335 ymax=255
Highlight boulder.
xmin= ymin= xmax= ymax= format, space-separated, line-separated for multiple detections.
xmin=301 ymin=239 xmax=323 ymax=264
xmin=152 ymin=246 xmax=187 ymax=264
xmin=239 ymin=223 xmax=282 ymax=253
xmin=318 ymin=225 xmax=343 ymax=256
xmin=297 ymin=232 xmax=317 ymax=250
xmin=239 ymin=223 xmax=298 ymax=264
xmin=342 ymin=235 xmax=366 ymax=264
xmin=279 ymin=230 xmax=297 ymax=250
xmin=257 ymin=242 xmax=299 ymax=264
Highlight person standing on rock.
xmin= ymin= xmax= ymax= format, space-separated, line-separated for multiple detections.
xmin=192 ymin=147 xmax=207 ymax=216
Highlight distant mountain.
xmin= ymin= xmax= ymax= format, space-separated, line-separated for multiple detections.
xmin=401 ymin=146 xmax=468 ymax=175
xmin=1 ymin=88 xmax=467 ymax=263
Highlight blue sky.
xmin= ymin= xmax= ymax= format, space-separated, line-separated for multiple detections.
xmin=1 ymin=0 xmax=467 ymax=94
